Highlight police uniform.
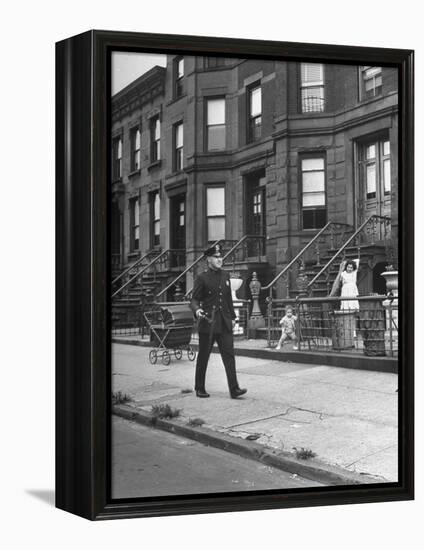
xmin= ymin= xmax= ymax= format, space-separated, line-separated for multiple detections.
xmin=190 ymin=244 xmax=247 ymax=399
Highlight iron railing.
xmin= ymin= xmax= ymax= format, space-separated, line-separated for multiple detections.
xmin=307 ymin=215 xmax=391 ymax=294
xmin=112 ymin=248 xmax=185 ymax=299
xmin=265 ymin=294 xmax=397 ymax=357
xmin=262 ymin=221 xmax=351 ymax=300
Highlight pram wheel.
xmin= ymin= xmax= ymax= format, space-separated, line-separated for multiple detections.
xmin=149 ymin=349 xmax=158 ymax=364
xmin=174 ymin=348 xmax=182 ymax=360
xmin=162 ymin=350 xmax=171 ymax=365
xmin=187 ymin=346 xmax=196 ymax=361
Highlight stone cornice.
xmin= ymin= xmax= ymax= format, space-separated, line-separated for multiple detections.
xmin=112 ymin=66 xmax=166 ymax=123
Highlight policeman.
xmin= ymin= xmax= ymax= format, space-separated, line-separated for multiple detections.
xmin=190 ymin=244 xmax=247 ymax=399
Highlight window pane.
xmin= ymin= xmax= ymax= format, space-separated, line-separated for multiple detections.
xmin=154 ymin=194 xmax=160 ymax=219
xmin=135 ymin=226 xmax=140 ymax=240
xmin=117 ymin=138 xmax=122 ymax=158
xmin=207 ymin=98 xmax=225 ymax=124
xmin=208 ymin=217 xmax=225 ymax=241
xmin=383 ymin=141 xmax=390 ymax=156
xmin=302 ymin=158 xmax=324 ymax=171
xmin=176 ymin=123 xmax=183 ymax=147
xmin=303 ymin=171 xmax=325 ymax=192
xmin=250 ymin=87 xmax=261 ymax=117
xmin=366 ymin=164 xmax=376 ymax=194
xmin=301 ymin=63 xmax=323 ymax=84
xmin=154 ymin=119 xmax=160 ymax=140
xmin=177 ymin=58 xmax=184 ymax=78
xmin=366 ymin=145 xmax=376 ymax=159
xmin=303 ymin=192 xmax=326 ymax=207
xmin=208 ymin=125 xmax=225 ymax=150
xmin=384 ymin=159 xmax=391 ymax=193
xmin=207 ymin=187 xmax=225 ymax=216
xmin=134 ymin=199 xmax=139 ymax=219
xmin=303 ymin=208 xmax=326 ymax=230
xmin=135 ymin=129 xmax=140 ymax=149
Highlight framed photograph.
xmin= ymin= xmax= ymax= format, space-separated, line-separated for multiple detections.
xmin=56 ymin=30 xmax=414 ymax=520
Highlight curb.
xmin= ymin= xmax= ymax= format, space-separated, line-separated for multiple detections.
xmin=113 ymin=403 xmax=386 ymax=487
xmin=112 ymin=337 xmax=397 ymax=373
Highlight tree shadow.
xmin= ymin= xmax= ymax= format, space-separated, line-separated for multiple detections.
xmin=26 ymin=489 xmax=55 ymax=507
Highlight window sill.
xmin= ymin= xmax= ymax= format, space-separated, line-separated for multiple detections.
xmin=112 ymin=178 xmax=123 ymax=185
xmin=148 ymin=160 xmax=162 ymax=171
xmin=128 ymin=169 xmax=141 ymax=178
xmin=128 ymin=251 xmax=141 ymax=260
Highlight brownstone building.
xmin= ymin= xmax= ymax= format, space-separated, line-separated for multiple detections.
xmin=111 ymin=56 xmax=398 ymax=303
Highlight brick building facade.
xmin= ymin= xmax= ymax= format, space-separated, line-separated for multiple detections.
xmin=111 ymin=56 xmax=398 ymax=300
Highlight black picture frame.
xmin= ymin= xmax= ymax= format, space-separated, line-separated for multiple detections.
xmin=56 ymin=30 xmax=414 ymax=521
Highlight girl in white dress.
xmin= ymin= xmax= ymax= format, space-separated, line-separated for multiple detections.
xmin=338 ymin=259 xmax=359 ymax=311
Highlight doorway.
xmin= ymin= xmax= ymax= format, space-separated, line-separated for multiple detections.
xmin=356 ymin=136 xmax=391 ymax=240
xmin=244 ymin=170 xmax=266 ymax=256
xmin=170 ymin=193 xmax=186 ymax=266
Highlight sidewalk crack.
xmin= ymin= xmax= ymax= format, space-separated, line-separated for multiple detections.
xmin=344 ymin=444 xmax=397 ymax=468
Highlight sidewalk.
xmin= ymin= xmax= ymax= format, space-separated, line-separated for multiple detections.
xmin=112 ymin=342 xmax=398 ymax=485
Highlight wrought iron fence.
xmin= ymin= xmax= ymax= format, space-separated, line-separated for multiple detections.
xmin=266 ymin=295 xmax=398 ymax=357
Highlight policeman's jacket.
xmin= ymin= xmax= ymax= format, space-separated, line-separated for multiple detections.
xmin=190 ymin=268 xmax=236 ymax=333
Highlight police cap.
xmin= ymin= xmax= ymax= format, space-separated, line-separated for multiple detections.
xmin=204 ymin=243 xmax=223 ymax=257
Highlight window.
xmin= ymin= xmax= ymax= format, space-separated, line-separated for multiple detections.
xmin=150 ymin=116 xmax=160 ymax=162
xmin=112 ymin=136 xmax=122 ymax=180
xmin=206 ymin=186 xmax=225 ymax=241
xmin=204 ymin=56 xmax=225 ymax=69
xmin=248 ymin=83 xmax=262 ymax=142
xmin=150 ymin=191 xmax=160 ymax=247
xmin=130 ymin=197 xmax=140 ymax=251
xmin=301 ymin=157 xmax=327 ymax=229
xmin=360 ymin=66 xmax=382 ymax=100
xmin=174 ymin=122 xmax=184 ymax=171
xmin=300 ymin=63 xmax=324 ymax=113
xmin=130 ymin=127 xmax=141 ymax=171
xmin=206 ymin=98 xmax=225 ymax=151
xmin=361 ymin=139 xmax=391 ymax=199
xmin=174 ymin=57 xmax=184 ymax=98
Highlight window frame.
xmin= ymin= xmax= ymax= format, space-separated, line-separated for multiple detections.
xmin=299 ymin=63 xmax=325 ymax=114
xmin=149 ymin=190 xmax=161 ymax=248
xmin=359 ymin=136 xmax=391 ymax=200
xmin=205 ymin=96 xmax=226 ymax=152
xmin=129 ymin=126 xmax=141 ymax=172
xmin=129 ymin=196 xmax=140 ymax=252
xmin=205 ymin=184 xmax=226 ymax=243
xmin=247 ymin=82 xmax=262 ymax=143
xmin=174 ymin=56 xmax=184 ymax=99
xmin=299 ymin=153 xmax=327 ymax=230
xmin=359 ymin=66 xmax=383 ymax=101
xmin=150 ymin=115 xmax=161 ymax=163
xmin=173 ymin=121 xmax=184 ymax=172
xmin=112 ymin=135 xmax=122 ymax=181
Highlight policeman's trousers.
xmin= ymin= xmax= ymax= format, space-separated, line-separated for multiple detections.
xmin=195 ymin=330 xmax=239 ymax=393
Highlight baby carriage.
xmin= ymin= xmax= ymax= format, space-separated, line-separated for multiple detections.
xmin=144 ymin=304 xmax=197 ymax=366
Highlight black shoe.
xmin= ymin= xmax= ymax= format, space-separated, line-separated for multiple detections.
xmin=230 ymin=388 xmax=247 ymax=399
xmin=196 ymin=390 xmax=210 ymax=398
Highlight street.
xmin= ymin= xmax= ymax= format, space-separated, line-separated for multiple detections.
xmin=112 ymin=416 xmax=322 ymax=498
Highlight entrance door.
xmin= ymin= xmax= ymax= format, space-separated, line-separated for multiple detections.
xmin=357 ymin=137 xmax=391 ymax=240
xmin=170 ymin=193 xmax=186 ymax=266
xmin=245 ymin=171 xmax=266 ymax=256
